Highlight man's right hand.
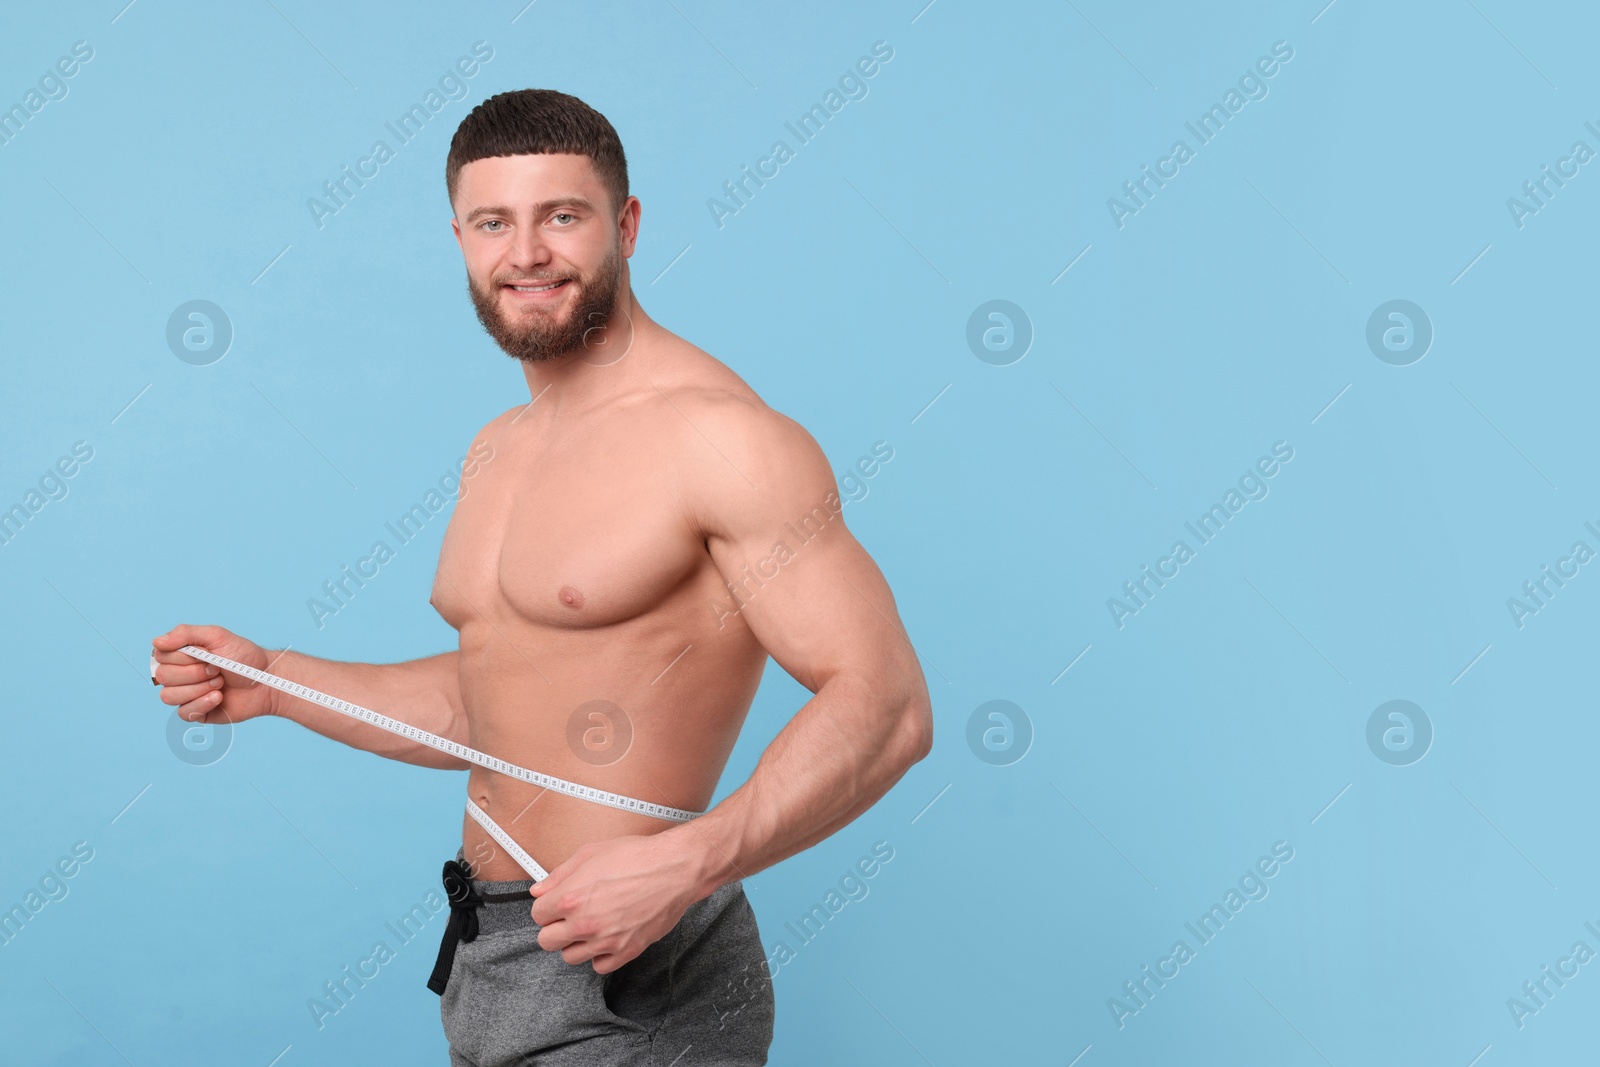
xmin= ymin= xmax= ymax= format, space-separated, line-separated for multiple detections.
xmin=152 ymin=624 xmax=277 ymax=724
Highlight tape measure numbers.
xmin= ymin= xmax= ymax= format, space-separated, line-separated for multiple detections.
xmin=159 ymin=644 xmax=703 ymax=879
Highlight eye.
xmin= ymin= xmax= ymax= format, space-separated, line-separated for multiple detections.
xmin=552 ymin=213 xmax=576 ymax=225
xmin=478 ymin=219 xmax=505 ymax=232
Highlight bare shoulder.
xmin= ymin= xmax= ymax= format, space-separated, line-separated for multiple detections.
xmin=463 ymin=402 xmax=533 ymax=463
xmin=480 ymin=402 xmax=528 ymax=441
xmin=646 ymin=342 xmax=836 ymax=541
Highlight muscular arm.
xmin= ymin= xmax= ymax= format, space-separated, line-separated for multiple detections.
xmin=666 ymin=403 xmax=934 ymax=899
xmin=266 ymin=647 xmax=472 ymax=770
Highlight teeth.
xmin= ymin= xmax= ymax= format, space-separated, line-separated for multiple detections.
xmin=511 ymin=281 xmax=562 ymax=292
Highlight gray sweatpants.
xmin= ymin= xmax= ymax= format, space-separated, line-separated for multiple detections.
xmin=436 ymin=849 xmax=775 ymax=1066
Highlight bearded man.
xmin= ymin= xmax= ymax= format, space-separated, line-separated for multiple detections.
xmin=152 ymin=88 xmax=931 ymax=1066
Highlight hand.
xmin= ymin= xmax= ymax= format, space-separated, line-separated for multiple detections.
xmin=151 ymin=623 xmax=278 ymax=724
xmin=529 ymin=832 xmax=706 ymax=973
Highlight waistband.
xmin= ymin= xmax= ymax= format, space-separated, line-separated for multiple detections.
xmin=427 ymin=847 xmax=752 ymax=996
xmin=426 ymin=849 xmax=538 ymax=993
xmin=453 ymin=846 xmax=541 ymax=938
xmin=447 ymin=848 xmax=750 ymax=940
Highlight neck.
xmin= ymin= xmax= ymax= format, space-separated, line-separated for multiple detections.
xmin=518 ymin=284 xmax=657 ymax=419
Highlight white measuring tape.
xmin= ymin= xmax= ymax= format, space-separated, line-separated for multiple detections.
xmin=464 ymin=797 xmax=548 ymax=881
xmin=162 ymin=644 xmax=703 ymax=881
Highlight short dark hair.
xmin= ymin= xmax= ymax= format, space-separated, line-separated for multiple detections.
xmin=446 ymin=89 xmax=629 ymax=215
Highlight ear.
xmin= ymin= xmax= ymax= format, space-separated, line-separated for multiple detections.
xmin=617 ymin=196 xmax=642 ymax=259
xmin=451 ymin=215 xmax=464 ymax=251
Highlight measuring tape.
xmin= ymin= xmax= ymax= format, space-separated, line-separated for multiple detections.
xmin=163 ymin=644 xmax=703 ymax=879
xmin=465 ymin=796 xmax=548 ymax=880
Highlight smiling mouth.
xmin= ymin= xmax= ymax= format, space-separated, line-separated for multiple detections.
xmin=505 ymin=279 xmax=570 ymax=294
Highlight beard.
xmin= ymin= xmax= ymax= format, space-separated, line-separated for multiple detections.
xmin=467 ymin=243 xmax=623 ymax=364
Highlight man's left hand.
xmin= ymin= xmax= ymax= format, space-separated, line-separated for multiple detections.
xmin=529 ymin=832 xmax=706 ymax=973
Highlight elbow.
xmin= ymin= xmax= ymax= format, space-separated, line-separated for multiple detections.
xmin=896 ymin=694 xmax=934 ymax=769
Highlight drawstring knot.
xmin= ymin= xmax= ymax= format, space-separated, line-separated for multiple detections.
xmin=427 ymin=859 xmax=487 ymax=995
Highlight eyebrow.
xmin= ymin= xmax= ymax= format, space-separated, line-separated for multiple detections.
xmin=463 ymin=197 xmax=596 ymax=223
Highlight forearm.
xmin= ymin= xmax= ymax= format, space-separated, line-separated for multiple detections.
xmin=263 ymin=648 xmax=472 ymax=770
xmin=672 ymin=671 xmax=932 ymax=899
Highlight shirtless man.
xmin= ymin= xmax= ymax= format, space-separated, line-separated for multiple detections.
xmin=150 ymin=89 xmax=932 ymax=1065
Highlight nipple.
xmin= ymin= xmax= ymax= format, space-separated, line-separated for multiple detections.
xmin=558 ymin=585 xmax=585 ymax=609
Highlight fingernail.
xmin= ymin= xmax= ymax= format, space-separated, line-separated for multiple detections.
xmin=206 ymin=665 xmax=219 ymax=677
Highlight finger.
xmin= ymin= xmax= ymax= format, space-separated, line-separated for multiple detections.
xmin=535 ymin=919 xmax=578 ymax=953
xmin=531 ymin=858 xmax=576 ymax=896
xmin=176 ymin=687 xmax=224 ymax=722
xmin=152 ymin=648 xmax=200 ymax=669
xmin=560 ymin=942 xmax=596 ymax=966
xmin=153 ymin=646 xmax=203 ymax=671
xmin=160 ymin=676 xmax=225 ymax=707
xmin=528 ymin=873 xmax=569 ymax=910
xmin=153 ymin=624 xmax=228 ymax=658
xmin=153 ymin=662 xmax=220 ymax=687
xmin=530 ymin=894 xmax=569 ymax=926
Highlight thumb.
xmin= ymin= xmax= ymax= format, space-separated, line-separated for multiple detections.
xmin=154 ymin=624 xmax=231 ymax=658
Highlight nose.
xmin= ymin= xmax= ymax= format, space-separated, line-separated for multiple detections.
xmin=505 ymin=221 xmax=550 ymax=274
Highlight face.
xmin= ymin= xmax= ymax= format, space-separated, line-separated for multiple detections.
xmin=450 ymin=153 xmax=635 ymax=364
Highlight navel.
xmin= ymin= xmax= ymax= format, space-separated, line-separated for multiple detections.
xmin=558 ymin=585 xmax=585 ymax=609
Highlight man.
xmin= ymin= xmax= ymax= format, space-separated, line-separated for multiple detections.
xmin=151 ymin=88 xmax=931 ymax=1065
xmin=156 ymin=87 xmax=934 ymax=1062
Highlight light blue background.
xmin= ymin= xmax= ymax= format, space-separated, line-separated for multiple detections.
xmin=2 ymin=1 xmax=1596 ymax=1064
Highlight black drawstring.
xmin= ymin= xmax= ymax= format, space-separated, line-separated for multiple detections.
xmin=427 ymin=859 xmax=531 ymax=995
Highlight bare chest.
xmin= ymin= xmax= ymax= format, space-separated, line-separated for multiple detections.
xmin=431 ymin=426 xmax=703 ymax=632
